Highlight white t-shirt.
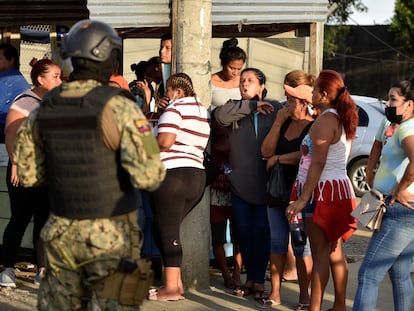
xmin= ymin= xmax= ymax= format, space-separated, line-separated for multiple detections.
xmin=10 ymin=89 xmax=40 ymax=117
xmin=210 ymin=83 xmax=241 ymax=111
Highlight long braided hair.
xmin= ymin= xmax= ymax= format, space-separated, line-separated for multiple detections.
xmin=166 ymin=72 xmax=197 ymax=98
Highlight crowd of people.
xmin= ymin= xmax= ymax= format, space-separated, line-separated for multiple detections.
xmin=0 ymin=19 xmax=414 ymax=311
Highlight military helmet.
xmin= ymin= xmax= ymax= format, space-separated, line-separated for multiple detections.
xmin=61 ymin=19 xmax=122 ymax=62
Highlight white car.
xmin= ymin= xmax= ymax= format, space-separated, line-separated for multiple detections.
xmin=347 ymin=95 xmax=385 ymax=197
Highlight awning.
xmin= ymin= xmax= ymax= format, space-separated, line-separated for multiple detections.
xmin=0 ymin=0 xmax=89 ymax=28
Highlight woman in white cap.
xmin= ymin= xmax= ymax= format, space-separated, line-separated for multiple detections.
xmin=260 ymin=70 xmax=315 ymax=310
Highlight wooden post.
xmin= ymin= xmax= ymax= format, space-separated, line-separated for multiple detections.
xmin=309 ymin=22 xmax=324 ymax=76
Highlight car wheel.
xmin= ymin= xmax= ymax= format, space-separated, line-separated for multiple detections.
xmin=348 ymin=158 xmax=370 ymax=197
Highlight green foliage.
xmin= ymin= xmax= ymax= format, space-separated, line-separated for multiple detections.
xmin=324 ymin=0 xmax=367 ymax=57
xmin=327 ymin=0 xmax=367 ymax=24
xmin=324 ymin=25 xmax=352 ymax=58
xmin=389 ymin=0 xmax=414 ymax=53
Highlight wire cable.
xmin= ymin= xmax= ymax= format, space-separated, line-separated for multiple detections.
xmin=347 ymin=16 xmax=414 ymax=63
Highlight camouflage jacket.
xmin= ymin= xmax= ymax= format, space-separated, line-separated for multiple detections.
xmin=13 ymin=80 xmax=166 ymax=191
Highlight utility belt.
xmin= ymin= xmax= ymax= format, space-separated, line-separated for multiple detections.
xmin=89 ymin=211 xmax=153 ymax=305
xmin=93 ymin=257 xmax=153 ymax=305
xmin=57 ymin=253 xmax=153 ymax=306
xmin=55 ymin=246 xmax=153 ymax=305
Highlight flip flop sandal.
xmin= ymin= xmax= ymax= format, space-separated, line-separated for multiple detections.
xmin=255 ymin=299 xmax=281 ymax=309
xmin=233 ymin=285 xmax=252 ymax=297
xmin=253 ymin=290 xmax=269 ymax=301
xmin=296 ymin=303 xmax=310 ymax=310
xmin=147 ymin=288 xmax=185 ymax=301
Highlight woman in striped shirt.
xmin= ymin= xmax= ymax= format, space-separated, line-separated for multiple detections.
xmin=149 ymin=73 xmax=210 ymax=301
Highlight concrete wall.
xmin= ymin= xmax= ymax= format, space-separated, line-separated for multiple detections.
xmin=123 ymin=37 xmax=305 ymax=102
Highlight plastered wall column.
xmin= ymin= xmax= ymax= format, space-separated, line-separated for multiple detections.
xmin=175 ymin=0 xmax=212 ymax=290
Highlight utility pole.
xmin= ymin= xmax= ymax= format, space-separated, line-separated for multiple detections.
xmin=174 ymin=0 xmax=212 ymax=289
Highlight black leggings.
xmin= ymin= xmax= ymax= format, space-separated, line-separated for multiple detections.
xmin=3 ymin=161 xmax=49 ymax=267
xmin=150 ymin=167 xmax=205 ymax=267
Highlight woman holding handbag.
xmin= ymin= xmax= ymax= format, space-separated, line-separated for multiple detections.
xmin=260 ymin=70 xmax=314 ymax=310
xmin=353 ymin=79 xmax=414 ymax=311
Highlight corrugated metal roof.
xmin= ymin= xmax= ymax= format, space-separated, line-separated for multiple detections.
xmin=88 ymin=0 xmax=328 ymax=28
xmin=88 ymin=0 xmax=171 ymax=28
xmin=213 ymin=0 xmax=329 ymax=24
xmin=0 ymin=1 xmax=328 ymax=30
xmin=0 ymin=0 xmax=89 ymax=28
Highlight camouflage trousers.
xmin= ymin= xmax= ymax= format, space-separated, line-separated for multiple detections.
xmin=37 ymin=210 xmax=142 ymax=311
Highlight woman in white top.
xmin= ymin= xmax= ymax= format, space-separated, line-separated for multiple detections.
xmin=210 ymin=37 xmax=245 ymax=110
xmin=286 ymin=70 xmax=359 ymax=311
xmin=0 ymin=58 xmax=61 ymax=287
xmin=210 ymin=37 xmax=246 ymax=290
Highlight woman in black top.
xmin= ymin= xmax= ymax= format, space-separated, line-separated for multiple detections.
xmin=260 ymin=70 xmax=315 ymax=309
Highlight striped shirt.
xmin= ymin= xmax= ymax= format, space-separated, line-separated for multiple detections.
xmin=157 ymin=96 xmax=210 ymax=169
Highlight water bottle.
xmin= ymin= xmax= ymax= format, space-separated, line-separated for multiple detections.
xmin=288 ymin=203 xmax=306 ymax=246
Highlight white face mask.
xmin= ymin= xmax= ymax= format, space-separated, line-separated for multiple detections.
xmin=168 ymin=91 xmax=178 ymax=105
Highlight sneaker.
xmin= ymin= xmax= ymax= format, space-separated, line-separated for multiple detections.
xmin=0 ymin=268 xmax=16 ymax=288
xmin=34 ymin=269 xmax=45 ymax=285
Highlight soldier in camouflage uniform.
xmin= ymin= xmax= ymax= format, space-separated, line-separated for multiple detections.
xmin=13 ymin=19 xmax=166 ymax=310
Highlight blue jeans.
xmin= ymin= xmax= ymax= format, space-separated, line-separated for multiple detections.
xmin=231 ymin=194 xmax=270 ymax=284
xmin=353 ymin=201 xmax=414 ymax=311
xmin=267 ymin=207 xmax=311 ymax=258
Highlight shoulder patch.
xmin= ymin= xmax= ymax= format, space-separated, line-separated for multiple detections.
xmin=135 ymin=119 xmax=152 ymax=134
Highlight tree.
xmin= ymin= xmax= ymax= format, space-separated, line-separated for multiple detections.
xmin=389 ymin=0 xmax=414 ymax=53
xmin=324 ymin=0 xmax=368 ymax=57
xmin=327 ymin=0 xmax=367 ymax=24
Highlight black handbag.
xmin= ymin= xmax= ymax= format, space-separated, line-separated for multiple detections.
xmin=203 ymin=150 xmax=220 ymax=187
xmin=267 ymin=159 xmax=289 ymax=208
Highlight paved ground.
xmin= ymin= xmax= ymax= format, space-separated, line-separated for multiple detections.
xmin=140 ymin=228 xmax=405 ymax=311
xmin=1 ymin=226 xmax=412 ymax=310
